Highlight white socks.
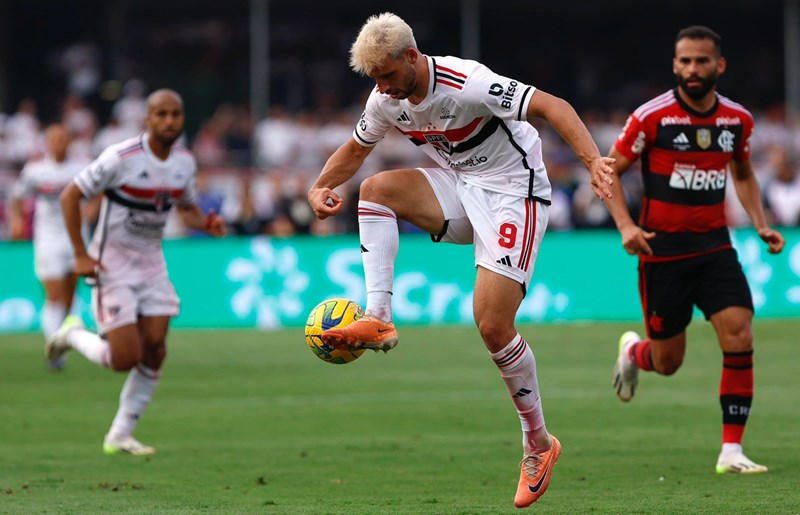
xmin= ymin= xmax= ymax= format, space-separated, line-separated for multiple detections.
xmin=491 ymin=334 xmax=547 ymax=453
xmin=41 ymin=301 xmax=66 ymax=340
xmin=108 ymin=365 xmax=161 ymax=440
xmin=67 ymin=329 xmax=111 ymax=367
xmin=358 ymin=201 xmax=398 ymax=322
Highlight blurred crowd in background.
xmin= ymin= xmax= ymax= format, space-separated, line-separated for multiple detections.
xmin=1 ymin=0 xmax=799 ymax=240
xmin=2 ymin=86 xmax=798 ymax=241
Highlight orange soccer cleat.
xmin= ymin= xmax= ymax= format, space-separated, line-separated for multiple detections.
xmin=514 ymin=434 xmax=562 ymax=508
xmin=321 ymin=315 xmax=398 ymax=353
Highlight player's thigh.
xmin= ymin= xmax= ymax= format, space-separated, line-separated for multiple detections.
xmin=638 ymin=260 xmax=694 ymax=339
xmin=694 ymin=249 xmax=754 ymax=320
xmin=473 ymin=266 xmax=524 ymax=352
xmin=359 ymin=168 xmax=447 ymax=235
xmin=41 ymin=273 xmax=78 ymax=305
xmin=105 ymin=323 xmax=143 ymax=371
xmin=34 ymin=242 xmax=74 ymax=285
xmin=461 ymin=183 xmax=548 ymax=293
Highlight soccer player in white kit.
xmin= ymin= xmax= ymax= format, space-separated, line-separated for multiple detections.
xmin=307 ymin=13 xmax=616 ymax=508
xmin=46 ymin=89 xmax=226 ymax=455
xmin=10 ymin=124 xmax=93 ymax=369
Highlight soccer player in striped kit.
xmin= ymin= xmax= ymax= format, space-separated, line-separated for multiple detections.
xmin=307 ymin=12 xmax=616 ymax=507
xmin=10 ymin=123 xmax=94 ymax=369
xmin=47 ymin=89 xmax=226 ymax=455
xmin=606 ymin=26 xmax=785 ymax=474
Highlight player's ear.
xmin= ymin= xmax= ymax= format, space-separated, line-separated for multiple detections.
xmin=406 ymin=48 xmax=418 ymax=64
xmin=717 ymin=56 xmax=727 ymax=75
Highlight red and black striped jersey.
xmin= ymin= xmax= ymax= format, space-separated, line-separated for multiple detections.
xmin=614 ymin=88 xmax=754 ymax=261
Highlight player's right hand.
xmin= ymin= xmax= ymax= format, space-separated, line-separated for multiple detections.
xmin=308 ymin=187 xmax=343 ymax=220
xmin=621 ymin=225 xmax=655 ymax=256
xmin=74 ymin=254 xmax=104 ymax=278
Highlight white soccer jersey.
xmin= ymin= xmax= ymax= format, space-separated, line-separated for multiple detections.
xmin=12 ymin=156 xmax=85 ymax=244
xmin=74 ymin=134 xmax=197 ymax=281
xmin=354 ymin=55 xmax=551 ymax=202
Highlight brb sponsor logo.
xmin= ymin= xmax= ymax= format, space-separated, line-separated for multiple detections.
xmin=668 ymin=163 xmax=727 ymax=191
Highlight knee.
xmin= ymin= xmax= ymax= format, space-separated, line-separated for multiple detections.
xmin=110 ymin=347 xmax=142 ymax=372
xmin=476 ymin=318 xmax=513 ymax=352
xmin=653 ymin=355 xmax=683 ymax=376
xmin=359 ymin=174 xmax=392 ymax=205
xmin=142 ymin=342 xmax=167 ymax=370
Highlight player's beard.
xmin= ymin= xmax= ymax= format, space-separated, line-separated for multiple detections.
xmin=154 ymin=129 xmax=182 ymax=147
xmin=676 ymin=72 xmax=717 ymax=100
xmin=392 ymin=67 xmax=418 ymax=100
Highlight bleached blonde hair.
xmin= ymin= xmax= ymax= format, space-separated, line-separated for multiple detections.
xmin=349 ymin=12 xmax=417 ymax=76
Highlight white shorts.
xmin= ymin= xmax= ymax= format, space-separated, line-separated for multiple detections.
xmin=34 ymin=241 xmax=75 ymax=281
xmin=419 ymin=167 xmax=549 ymax=292
xmin=91 ymin=273 xmax=180 ymax=333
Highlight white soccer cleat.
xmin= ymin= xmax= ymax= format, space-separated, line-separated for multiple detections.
xmin=612 ymin=330 xmax=641 ymax=402
xmin=44 ymin=315 xmax=84 ymax=363
xmin=716 ymin=450 xmax=768 ymax=474
xmin=103 ymin=434 xmax=156 ymax=456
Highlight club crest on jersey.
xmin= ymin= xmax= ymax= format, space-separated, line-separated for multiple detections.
xmin=424 ymin=133 xmax=452 ymax=154
xmin=696 ymin=129 xmax=712 ymax=150
xmin=153 ymin=191 xmax=172 ymax=212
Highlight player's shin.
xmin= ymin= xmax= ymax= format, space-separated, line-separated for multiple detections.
xmin=357 ymin=200 xmax=398 ymax=322
xmin=720 ymin=350 xmax=754 ymax=445
xmin=41 ymin=301 xmax=67 ymax=340
xmin=491 ymin=334 xmax=548 ymax=452
xmin=108 ymin=365 xmax=161 ymax=440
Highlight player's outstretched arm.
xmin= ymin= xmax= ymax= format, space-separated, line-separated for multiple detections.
xmin=177 ymin=205 xmax=227 ymax=237
xmin=526 ymin=90 xmax=615 ymax=199
xmin=308 ymin=138 xmax=373 ymax=220
xmin=730 ymin=159 xmax=785 ymax=254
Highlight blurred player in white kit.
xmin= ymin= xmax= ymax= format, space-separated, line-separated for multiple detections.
xmin=47 ymin=89 xmax=226 ymax=455
xmin=10 ymin=123 xmax=95 ymax=369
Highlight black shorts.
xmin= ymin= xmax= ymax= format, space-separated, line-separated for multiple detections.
xmin=638 ymin=248 xmax=753 ymax=339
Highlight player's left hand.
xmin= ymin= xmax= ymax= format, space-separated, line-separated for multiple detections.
xmin=205 ymin=209 xmax=227 ymax=237
xmin=758 ymin=227 xmax=785 ymax=254
xmin=588 ymin=156 xmax=616 ymax=199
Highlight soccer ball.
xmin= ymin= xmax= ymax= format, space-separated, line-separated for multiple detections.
xmin=304 ymin=298 xmax=365 ymax=364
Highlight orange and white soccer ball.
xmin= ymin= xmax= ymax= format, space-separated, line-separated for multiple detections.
xmin=304 ymin=298 xmax=365 ymax=364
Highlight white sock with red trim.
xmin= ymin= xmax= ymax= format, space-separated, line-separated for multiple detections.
xmin=491 ymin=334 xmax=548 ymax=453
xmin=358 ymin=200 xmax=398 ymax=322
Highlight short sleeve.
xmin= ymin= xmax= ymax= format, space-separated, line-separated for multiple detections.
xmin=11 ymin=164 xmax=35 ymax=199
xmin=461 ymin=64 xmax=535 ymax=122
xmin=613 ymin=114 xmax=649 ymax=161
xmin=352 ymin=88 xmax=393 ymax=147
xmin=178 ymin=158 xmax=199 ymax=206
xmin=734 ymin=116 xmax=754 ymax=162
xmin=74 ymin=147 xmax=122 ymax=198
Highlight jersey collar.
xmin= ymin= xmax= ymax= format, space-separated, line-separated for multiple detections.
xmin=672 ymin=87 xmax=719 ymax=118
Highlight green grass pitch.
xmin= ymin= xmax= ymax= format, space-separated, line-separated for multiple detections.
xmin=1 ymin=320 xmax=798 ymax=514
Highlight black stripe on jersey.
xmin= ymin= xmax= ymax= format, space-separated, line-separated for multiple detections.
xmin=643 ymin=170 xmax=726 ymax=206
xmin=654 ymin=124 xmax=743 ymax=153
xmin=517 ymin=86 xmax=532 ymax=121
xmin=95 ymin=199 xmax=113 ymax=268
xmin=644 ymin=227 xmax=730 ymax=256
xmin=498 ymin=121 xmax=551 ymax=205
xmin=354 ymin=131 xmax=379 ymax=146
xmin=105 ymin=189 xmax=173 ymax=212
xmin=434 ymin=71 xmax=465 ymax=85
xmin=449 ymin=117 xmax=502 ymax=154
xmin=431 ymin=58 xmax=438 ymax=94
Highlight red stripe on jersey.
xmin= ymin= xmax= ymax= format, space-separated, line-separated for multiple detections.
xmin=358 ymin=208 xmax=396 ymax=219
xmin=436 ymin=79 xmax=463 ymax=90
xmin=435 ymin=64 xmax=467 ymax=79
xmin=118 ymin=148 xmax=144 ymax=160
xmin=523 ymin=200 xmax=536 ymax=271
xmin=396 ymin=116 xmax=483 ymax=142
xmin=120 ymin=185 xmax=185 ymax=199
xmin=642 ymin=198 xmax=727 ymax=233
